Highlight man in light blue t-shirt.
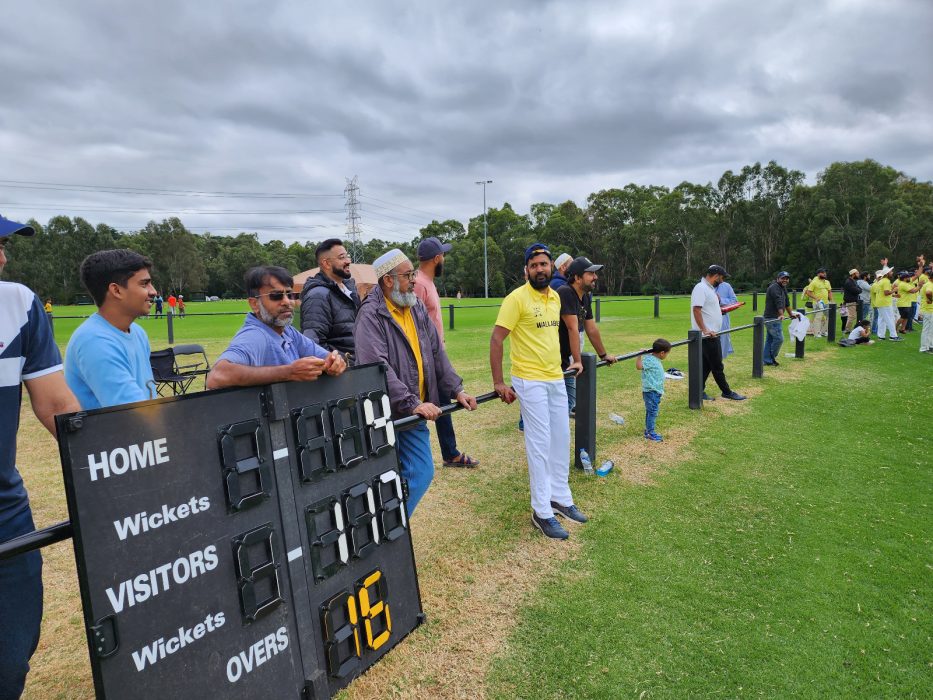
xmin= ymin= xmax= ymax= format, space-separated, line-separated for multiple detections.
xmin=66 ymin=249 xmax=158 ymax=409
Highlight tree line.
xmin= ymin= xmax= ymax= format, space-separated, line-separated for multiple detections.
xmin=4 ymin=158 xmax=931 ymax=302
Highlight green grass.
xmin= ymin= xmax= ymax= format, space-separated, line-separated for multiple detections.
xmin=487 ymin=330 xmax=932 ymax=699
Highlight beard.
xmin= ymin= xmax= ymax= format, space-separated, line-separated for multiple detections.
xmin=256 ymin=303 xmax=293 ymax=328
xmin=390 ymin=279 xmax=418 ymax=307
xmin=333 ymin=265 xmax=352 ymax=280
xmin=434 ymin=262 xmax=443 ymax=277
xmin=528 ymin=269 xmax=552 ymax=290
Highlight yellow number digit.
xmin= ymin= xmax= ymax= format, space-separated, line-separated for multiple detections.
xmin=357 ymin=569 xmax=392 ymax=650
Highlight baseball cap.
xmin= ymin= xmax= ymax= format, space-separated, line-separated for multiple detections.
xmin=0 ymin=215 xmax=35 ymax=239
xmin=417 ymin=236 xmax=452 ymax=260
xmin=777 ymin=271 xmax=790 ymax=279
xmin=848 ymin=268 xmax=859 ymax=276
xmin=706 ymin=264 xmax=728 ymax=277
xmin=524 ymin=242 xmax=552 ymax=265
xmin=566 ymin=256 xmax=603 ymax=279
xmin=816 ymin=267 xmax=828 ymax=273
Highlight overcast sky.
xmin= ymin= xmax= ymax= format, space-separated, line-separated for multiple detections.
xmin=1 ymin=0 xmax=931 ymax=245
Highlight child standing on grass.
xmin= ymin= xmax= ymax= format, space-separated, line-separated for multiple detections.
xmin=636 ymin=338 xmax=672 ymax=442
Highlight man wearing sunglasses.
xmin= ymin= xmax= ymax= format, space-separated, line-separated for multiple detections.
xmin=355 ymin=249 xmax=476 ymax=515
xmin=300 ymin=238 xmax=360 ymax=364
xmin=208 ymin=266 xmax=346 ymax=389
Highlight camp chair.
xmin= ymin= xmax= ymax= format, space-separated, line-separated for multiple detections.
xmin=171 ymin=344 xmax=211 ymax=393
xmin=150 ymin=348 xmax=188 ymax=396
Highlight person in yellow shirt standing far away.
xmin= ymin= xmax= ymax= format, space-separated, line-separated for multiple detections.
xmin=894 ymin=270 xmax=920 ymax=335
xmin=871 ymin=265 xmax=901 ymax=341
xmin=919 ymin=266 xmax=933 ymax=353
xmin=490 ymin=243 xmax=588 ymax=540
xmin=804 ymin=267 xmax=833 ymax=337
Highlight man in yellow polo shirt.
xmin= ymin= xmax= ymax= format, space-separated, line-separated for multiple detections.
xmin=871 ymin=266 xmax=900 ymax=341
xmin=894 ymin=271 xmax=919 ymax=335
xmin=490 ymin=243 xmax=587 ymax=540
xmin=355 ymin=249 xmax=477 ymax=515
xmin=920 ymin=266 xmax=933 ymax=353
xmin=804 ymin=267 xmax=833 ymax=337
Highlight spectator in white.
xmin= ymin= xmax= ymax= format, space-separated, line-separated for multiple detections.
xmin=842 ymin=269 xmax=862 ymax=332
xmin=550 ymin=253 xmax=574 ymax=290
xmin=300 ymin=238 xmax=360 ymax=364
xmin=207 ymin=266 xmax=346 ymax=389
xmin=491 ymin=242 xmax=589 ymax=540
xmin=690 ymin=265 xmax=746 ymax=401
xmin=414 ymin=236 xmax=479 ymax=468
xmin=65 ymin=250 xmax=158 ymax=409
xmin=1 ymin=216 xmax=81 ymax=698
xmin=558 ymin=256 xmax=617 ymax=416
xmin=715 ymin=277 xmax=739 ymax=356
xmin=846 ymin=320 xmax=874 ymax=345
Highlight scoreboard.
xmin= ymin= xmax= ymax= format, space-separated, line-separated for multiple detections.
xmin=56 ymin=364 xmax=424 ymax=699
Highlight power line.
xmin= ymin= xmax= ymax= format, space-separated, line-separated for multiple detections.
xmin=0 ymin=179 xmax=343 ymax=199
xmin=359 ymin=194 xmax=446 ymax=220
xmin=0 ymin=203 xmax=345 ymax=215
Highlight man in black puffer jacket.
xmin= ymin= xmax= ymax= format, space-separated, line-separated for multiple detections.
xmin=300 ymin=239 xmax=361 ymax=363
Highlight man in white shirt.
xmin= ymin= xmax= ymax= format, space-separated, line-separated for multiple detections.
xmin=690 ymin=265 xmax=746 ymax=401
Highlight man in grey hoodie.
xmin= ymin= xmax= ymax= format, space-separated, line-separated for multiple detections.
xmin=355 ymin=249 xmax=477 ymax=514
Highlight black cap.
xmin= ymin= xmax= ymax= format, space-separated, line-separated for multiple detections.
xmin=417 ymin=236 xmax=453 ymax=260
xmin=706 ymin=264 xmax=728 ymax=278
xmin=777 ymin=271 xmax=790 ymax=279
xmin=816 ymin=267 xmax=828 ymax=273
xmin=566 ymin=256 xmax=603 ymax=279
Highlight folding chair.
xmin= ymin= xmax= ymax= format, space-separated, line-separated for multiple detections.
xmin=172 ymin=344 xmax=211 ymax=394
xmin=150 ymin=348 xmax=186 ymax=396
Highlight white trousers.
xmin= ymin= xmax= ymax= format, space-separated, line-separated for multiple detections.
xmin=876 ymin=306 xmax=898 ymax=339
xmin=921 ymin=311 xmax=933 ymax=351
xmin=513 ymin=376 xmax=573 ymax=519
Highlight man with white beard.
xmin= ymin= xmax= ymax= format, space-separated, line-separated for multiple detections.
xmin=207 ymin=266 xmax=346 ymax=389
xmin=355 ymin=249 xmax=476 ymax=515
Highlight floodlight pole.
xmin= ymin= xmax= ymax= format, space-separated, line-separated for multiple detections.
xmin=475 ymin=179 xmax=492 ymax=298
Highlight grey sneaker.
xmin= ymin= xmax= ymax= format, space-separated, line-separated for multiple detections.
xmin=550 ymin=501 xmax=589 ymax=523
xmin=532 ymin=513 xmax=569 ymax=539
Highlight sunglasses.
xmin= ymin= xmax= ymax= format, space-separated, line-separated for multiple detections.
xmin=252 ymin=290 xmax=300 ymax=301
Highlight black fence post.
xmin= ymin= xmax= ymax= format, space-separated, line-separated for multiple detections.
xmin=595 ymin=298 xmax=601 ymax=323
xmin=574 ymin=353 xmax=597 ymax=470
xmin=857 ymin=301 xmax=864 ymax=324
xmin=795 ymin=309 xmax=806 ymax=358
xmin=827 ymin=303 xmax=837 ymax=342
xmin=448 ymin=304 xmax=455 ymax=332
xmin=688 ymin=330 xmax=703 ymax=409
xmin=752 ymin=292 xmax=758 ymax=311
xmin=46 ymin=312 xmax=54 ymax=340
xmin=653 ymin=294 xmax=660 ymax=318
xmin=752 ymin=316 xmax=764 ymax=378
xmin=167 ymin=310 xmax=175 ymax=344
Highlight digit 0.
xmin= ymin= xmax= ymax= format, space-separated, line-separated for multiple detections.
xmin=356 ymin=569 xmax=392 ymax=651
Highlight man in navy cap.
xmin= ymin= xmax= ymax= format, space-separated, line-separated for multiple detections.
xmin=491 ymin=243 xmax=589 ymax=540
xmin=0 ymin=215 xmax=81 ymax=698
xmin=762 ymin=271 xmax=800 ymax=366
xmin=414 ymin=237 xmax=479 ymax=468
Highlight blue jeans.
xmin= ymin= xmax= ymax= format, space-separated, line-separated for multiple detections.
xmin=396 ymin=423 xmax=434 ymax=515
xmin=0 ymin=507 xmax=43 ymax=700
xmin=762 ymin=319 xmax=784 ymax=364
xmin=871 ymin=308 xmax=879 ymax=334
xmin=434 ymin=413 xmax=459 ymax=461
xmin=643 ymin=391 xmax=661 ymax=433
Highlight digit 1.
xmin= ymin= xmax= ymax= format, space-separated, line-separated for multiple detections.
xmin=305 ymin=497 xmax=349 ymax=581
xmin=356 ymin=569 xmax=392 ymax=651
xmin=321 ymin=590 xmax=361 ymax=678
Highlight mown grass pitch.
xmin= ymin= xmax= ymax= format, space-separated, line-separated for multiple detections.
xmin=18 ymin=296 xmax=931 ymax=699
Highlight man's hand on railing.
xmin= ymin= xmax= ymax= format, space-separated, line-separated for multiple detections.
xmin=413 ymin=402 xmax=442 ymax=421
xmin=567 ymin=359 xmax=583 ymax=376
xmin=456 ymin=391 xmax=477 ymax=411
xmin=494 ymin=382 xmax=517 ymax=404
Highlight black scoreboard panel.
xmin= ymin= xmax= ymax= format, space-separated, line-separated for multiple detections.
xmin=57 ymin=363 xmax=423 ymax=699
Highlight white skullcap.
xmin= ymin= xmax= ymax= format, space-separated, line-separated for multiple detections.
xmin=373 ymin=248 xmax=410 ymax=278
xmin=554 ymin=253 xmax=573 ymax=269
